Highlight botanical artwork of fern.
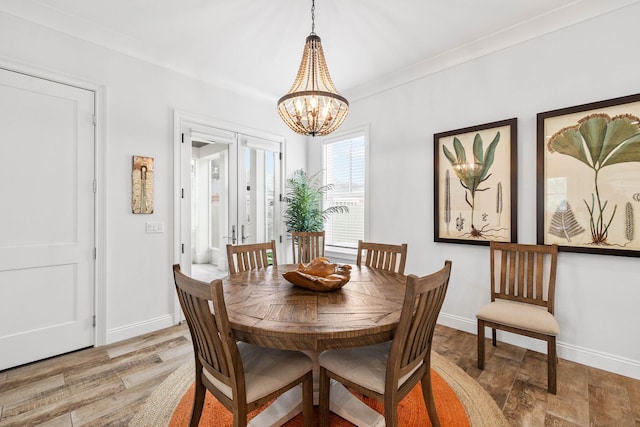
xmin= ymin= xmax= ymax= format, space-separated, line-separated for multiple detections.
xmin=445 ymin=169 xmax=451 ymax=234
xmin=625 ymin=202 xmax=634 ymax=242
xmin=548 ymin=200 xmax=585 ymax=242
xmin=496 ymin=182 xmax=503 ymax=226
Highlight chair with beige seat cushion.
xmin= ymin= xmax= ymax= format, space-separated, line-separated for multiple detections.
xmin=476 ymin=242 xmax=559 ymax=393
xmin=226 ymin=240 xmax=278 ymax=274
xmin=356 ymin=240 xmax=408 ymax=275
xmin=291 ymin=231 xmax=325 ymax=264
xmin=318 ymin=260 xmax=452 ymax=427
xmin=172 ymin=264 xmax=313 ymax=427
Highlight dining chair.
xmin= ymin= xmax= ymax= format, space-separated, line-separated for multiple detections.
xmin=318 ymin=260 xmax=452 ymax=427
xmin=291 ymin=231 xmax=325 ymax=264
xmin=476 ymin=242 xmax=559 ymax=394
xmin=172 ymin=264 xmax=313 ymax=427
xmin=226 ymin=240 xmax=278 ymax=274
xmin=356 ymin=240 xmax=408 ymax=275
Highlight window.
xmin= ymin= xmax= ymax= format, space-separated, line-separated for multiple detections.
xmin=322 ymin=129 xmax=367 ymax=249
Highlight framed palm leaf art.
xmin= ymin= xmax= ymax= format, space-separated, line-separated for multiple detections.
xmin=537 ymin=93 xmax=640 ymax=257
xmin=434 ymin=118 xmax=518 ymax=245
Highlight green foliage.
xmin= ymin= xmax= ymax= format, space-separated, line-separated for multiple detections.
xmin=548 ymin=113 xmax=640 ymax=244
xmin=283 ymin=169 xmax=348 ymax=232
xmin=442 ymin=132 xmax=500 ymax=198
xmin=442 ymin=131 xmax=500 ymax=231
xmin=548 ymin=113 xmax=640 ymax=170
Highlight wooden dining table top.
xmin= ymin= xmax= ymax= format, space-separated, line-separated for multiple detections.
xmin=222 ymin=264 xmax=407 ymax=352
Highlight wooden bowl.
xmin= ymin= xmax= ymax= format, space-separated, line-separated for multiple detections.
xmin=282 ymin=258 xmax=352 ymax=292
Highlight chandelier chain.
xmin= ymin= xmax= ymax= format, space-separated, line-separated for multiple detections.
xmin=311 ymin=0 xmax=315 ymax=34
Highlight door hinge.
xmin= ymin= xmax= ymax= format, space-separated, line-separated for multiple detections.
xmin=93 ymin=247 xmax=97 ymax=260
xmin=92 ymin=315 xmax=96 ymax=327
xmin=181 ymin=243 xmax=185 ymax=254
xmin=181 ymin=133 xmax=184 ymax=143
xmin=93 ymin=180 xmax=97 ymax=193
xmin=181 ymin=188 xmax=184 ymax=199
xmin=279 ymin=152 xmax=283 ymax=161
xmin=279 ymin=235 xmax=282 ymax=243
xmin=92 ymin=114 xmax=97 ymax=126
xmin=279 ymin=194 xmax=283 ymax=202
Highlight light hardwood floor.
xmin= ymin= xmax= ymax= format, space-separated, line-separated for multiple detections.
xmin=1 ymin=323 xmax=638 ymax=426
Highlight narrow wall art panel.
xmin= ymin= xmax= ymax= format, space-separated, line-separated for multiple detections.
xmin=132 ymin=155 xmax=154 ymax=214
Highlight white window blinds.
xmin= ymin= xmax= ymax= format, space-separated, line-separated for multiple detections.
xmin=323 ymin=134 xmax=365 ymax=249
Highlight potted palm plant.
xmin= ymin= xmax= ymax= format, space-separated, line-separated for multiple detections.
xmin=283 ymin=169 xmax=348 ymax=233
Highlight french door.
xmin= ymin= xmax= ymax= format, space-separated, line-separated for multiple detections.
xmin=179 ymin=122 xmax=282 ymax=276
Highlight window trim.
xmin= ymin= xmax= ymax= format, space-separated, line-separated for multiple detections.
xmin=320 ymin=124 xmax=370 ymax=253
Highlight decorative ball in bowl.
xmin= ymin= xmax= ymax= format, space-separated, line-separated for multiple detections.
xmin=283 ymin=257 xmax=352 ymax=291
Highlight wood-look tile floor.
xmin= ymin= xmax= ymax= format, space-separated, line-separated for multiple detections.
xmin=1 ymin=324 xmax=638 ymax=426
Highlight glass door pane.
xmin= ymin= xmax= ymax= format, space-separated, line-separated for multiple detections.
xmin=191 ymin=137 xmax=234 ymax=269
xmin=238 ymin=137 xmax=280 ymax=245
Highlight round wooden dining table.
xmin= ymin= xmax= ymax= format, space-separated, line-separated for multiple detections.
xmin=221 ymin=263 xmax=407 ymax=426
xmin=223 ymin=263 xmax=407 ymax=350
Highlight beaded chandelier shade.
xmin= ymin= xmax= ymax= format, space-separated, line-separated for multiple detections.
xmin=277 ymin=1 xmax=349 ymax=137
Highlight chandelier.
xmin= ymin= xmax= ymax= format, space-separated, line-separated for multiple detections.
xmin=277 ymin=0 xmax=349 ymax=137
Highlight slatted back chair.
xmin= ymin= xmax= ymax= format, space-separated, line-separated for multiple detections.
xmin=476 ymin=242 xmax=559 ymax=393
xmin=356 ymin=240 xmax=408 ymax=275
xmin=292 ymin=231 xmax=325 ymax=264
xmin=226 ymin=240 xmax=278 ymax=274
xmin=172 ymin=264 xmax=313 ymax=427
xmin=318 ymin=261 xmax=452 ymax=427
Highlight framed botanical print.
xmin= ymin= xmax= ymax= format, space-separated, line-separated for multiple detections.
xmin=434 ymin=118 xmax=518 ymax=245
xmin=537 ymin=93 xmax=640 ymax=256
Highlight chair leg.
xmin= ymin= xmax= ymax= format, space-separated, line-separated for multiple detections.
xmin=492 ymin=328 xmax=497 ymax=347
xmin=302 ymin=372 xmax=313 ymax=427
xmin=384 ymin=392 xmax=399 ymax=427
xmin=548 ymin=336 xmax=557 ymax=394
xmin=318 ymin=367 xmax=331 ymax=427
xmin=233 ymin=406 xmax=248 ymax=427
xmin=421 ymin=371 xmax=441 ymax=427
xmin=190 ymin=378 xmax=206 ymax=427
xmin=477 ymin=320 xmax=485 ymax=370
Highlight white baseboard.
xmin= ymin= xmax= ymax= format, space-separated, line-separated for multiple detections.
xmin=105 ymin=314 xmax=175 ymax=345
xmin=437 ymin=312 xmax=640 ymax=380
xmin=193 ymin=251 xmax=209 ymax=264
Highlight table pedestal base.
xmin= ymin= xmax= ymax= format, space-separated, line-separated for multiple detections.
xmin=247 ymin=385 xmax=303 ymax=427
xmin=248 ymin=381 xmax=384 ymax=427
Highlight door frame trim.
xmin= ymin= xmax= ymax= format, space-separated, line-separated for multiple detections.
xmin=0 ymin=57 xmax=107 ymax=346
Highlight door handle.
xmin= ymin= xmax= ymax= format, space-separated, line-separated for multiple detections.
xmin=241 ymin=224 xmax=251 ymax=243
xmin=223 ymin=225 xmax=237 ymax=244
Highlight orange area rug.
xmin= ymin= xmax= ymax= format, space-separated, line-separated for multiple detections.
xmin=128 ymin=353 xmax=508 ymax=427
xmin=169 ymin=370 xmax=468 ymax=426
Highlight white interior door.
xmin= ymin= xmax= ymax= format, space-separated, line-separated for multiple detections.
xmin=0 ymin=68 xmax=95 ymax=370
xmin=179 ymin=124 xmax=282 ymax=273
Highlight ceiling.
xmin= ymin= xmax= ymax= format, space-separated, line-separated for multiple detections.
xmin=1 ymin=0 xmax=638 ymax=102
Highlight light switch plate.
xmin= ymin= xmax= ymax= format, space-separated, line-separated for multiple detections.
xmin=145 ymin=221 xmax=164 ymax=233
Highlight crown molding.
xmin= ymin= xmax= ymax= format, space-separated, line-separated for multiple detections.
xmin=344 ymin=0 xmax=640 ymax=102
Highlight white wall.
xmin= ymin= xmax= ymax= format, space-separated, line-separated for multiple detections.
xmin=2 ymin=6 xmax=638 ymax=379
xmin=310 ymin=4 xmax=640 ymax=379
xmin=0 ymin=12 xmax=306 ymax=343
